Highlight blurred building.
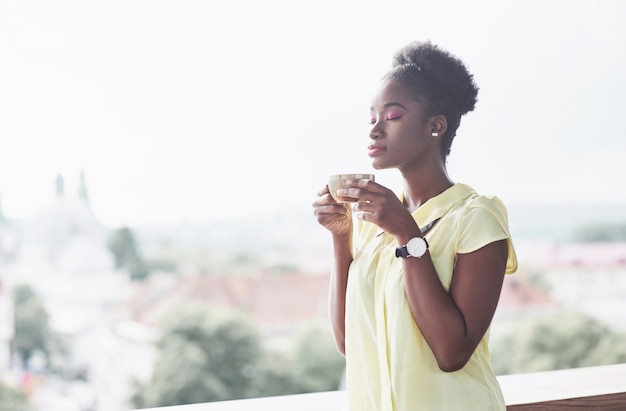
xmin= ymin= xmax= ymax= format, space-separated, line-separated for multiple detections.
xmin=0 ymin=278 xmax=13 ymax=375
xmin=0 ymin=195 xmax=16 ymax=375
xmin=517 ymin=241 xmax=626 ymax=331
xmin=2 ymin=173 xmax=136 ymax=410
xmin=122 ymin=270 xmax=330 ymax=350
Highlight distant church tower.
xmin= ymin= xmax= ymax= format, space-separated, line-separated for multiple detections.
xmin=0 ymin=194 xmax=6 ymax=222
xmin=79 ymin=170 xmax=89 ymax=204
xmin=56 ymin=174 xmax=65 ymax=198
xmin=0 ymin=193 xmax=16 ymax=259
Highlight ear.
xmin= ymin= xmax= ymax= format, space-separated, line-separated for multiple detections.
xmin=430 ymin=115 xmax=448 ymax=138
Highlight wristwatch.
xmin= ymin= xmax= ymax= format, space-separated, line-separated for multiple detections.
xmin=395 ymin=236 xmax=429 ymax=258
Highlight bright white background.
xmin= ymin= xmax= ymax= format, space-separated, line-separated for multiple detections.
xmin=1 ymin=0 xmax=625 ymax=227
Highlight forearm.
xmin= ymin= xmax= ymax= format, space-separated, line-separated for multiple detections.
xmin=328 ymin=231 xmax=353 ymax=355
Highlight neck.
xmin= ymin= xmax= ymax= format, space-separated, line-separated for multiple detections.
xmin=401 ymin=169 xmax=453 ymax=212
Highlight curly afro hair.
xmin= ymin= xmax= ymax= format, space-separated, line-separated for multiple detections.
xmin=385 ymin=41 xmax=479 ymax=157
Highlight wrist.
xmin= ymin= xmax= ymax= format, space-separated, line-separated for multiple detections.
xmin=332 ymin=230 xmax=352 ymax=244
xmin=395 ymin=230 xmax=423 ymax=246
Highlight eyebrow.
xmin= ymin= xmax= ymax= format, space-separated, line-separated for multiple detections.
xmin=370 ymin=102 xmax=409 ymax=111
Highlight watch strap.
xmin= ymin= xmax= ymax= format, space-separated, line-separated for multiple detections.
xmin=395 ymin=245 xmax=410 ymax=258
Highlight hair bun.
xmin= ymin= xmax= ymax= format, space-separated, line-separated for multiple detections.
xmin=391 ymin=41 xmax=478 ymax=114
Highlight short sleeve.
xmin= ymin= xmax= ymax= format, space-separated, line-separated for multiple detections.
xmin=456 ymin=196 xmax=518 ymax=274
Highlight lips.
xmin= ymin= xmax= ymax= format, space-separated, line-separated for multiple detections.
xmin=367 ymin=144 xmax=385 ymax=157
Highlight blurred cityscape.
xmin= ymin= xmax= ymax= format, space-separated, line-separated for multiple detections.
xmin=1 ymin=174 xmax=626 ymax=410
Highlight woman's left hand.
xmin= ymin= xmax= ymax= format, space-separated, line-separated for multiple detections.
xmin=337 ymin=179 xmax=419 ymax=238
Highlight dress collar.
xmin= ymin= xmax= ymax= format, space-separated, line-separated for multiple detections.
xmin=401 ymin=183 xmax=477 ymax=228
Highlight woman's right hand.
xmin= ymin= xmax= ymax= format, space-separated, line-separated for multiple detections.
xmin=312 ymin=184 xmax=353 ymax=236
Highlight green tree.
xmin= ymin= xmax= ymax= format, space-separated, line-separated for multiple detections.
xmin=491 ymin=311 xmax=626 ymax=375
xmin=291 ymin=323 xmax=345 ymax=392
xmin=132 ymin=307 xmax=347 ymax=408
xmin=572 ymin=222 xmax=626 ymax=242
xmin=107 ymin=227 xmax=149 ymax=280
xmin=246 ymin=350 xmax=302 ymax=397
xmin=11 ymin=285 xmax=54 ymax=367
xmin=244 ymin=323 xmax=345 ymax=397
xmin=0 ymin=379 xmax=32 ymax=411
xmin=246 ymin=324 xmax=345 ymax=397
xmin=132 ymin=306 xmax=263 ymax=407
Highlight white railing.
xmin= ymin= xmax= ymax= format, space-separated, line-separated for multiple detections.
xmin=131 ymin=363 xmax=626 ymax=411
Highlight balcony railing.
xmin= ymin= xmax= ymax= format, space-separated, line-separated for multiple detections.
xmin=131 ymin=363 xmax=626 ymax=411
xmin=499 ymin=363 xmax=626 ymax=410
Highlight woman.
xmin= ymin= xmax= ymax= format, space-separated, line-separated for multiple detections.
xmin=313 ymin=41 xmax=518 ymax=410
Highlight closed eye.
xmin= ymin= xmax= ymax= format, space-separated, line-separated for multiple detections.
xmin=385 ymin=111 xmax=403 ymax=121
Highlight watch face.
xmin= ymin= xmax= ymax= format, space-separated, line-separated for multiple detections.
xmin=407 ymin=237 xmax=427 ymax=257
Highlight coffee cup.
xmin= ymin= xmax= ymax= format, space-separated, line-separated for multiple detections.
xmin=328 ymin=173 xmax=375 ymax=203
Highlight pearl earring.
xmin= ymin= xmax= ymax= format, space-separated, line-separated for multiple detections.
xmin=431 ymin=132 xmax=439 ymax=137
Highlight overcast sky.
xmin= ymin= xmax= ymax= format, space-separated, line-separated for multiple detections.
xmin=1 ymin=0 xmax=625 ymax=228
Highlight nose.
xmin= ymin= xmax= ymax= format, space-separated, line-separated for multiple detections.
xmin=369 ymin=121 xmax=381 ymax=140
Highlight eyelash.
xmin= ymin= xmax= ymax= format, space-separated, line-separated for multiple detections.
xmin=369 ymin=114 xmax=402 ymax=125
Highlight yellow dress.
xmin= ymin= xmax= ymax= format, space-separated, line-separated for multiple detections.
xmin=345 ymin=183 xmax=518 ymax=411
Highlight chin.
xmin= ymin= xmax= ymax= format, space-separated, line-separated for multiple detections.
xmin=371 ymin=161 xmax=390 ymax=171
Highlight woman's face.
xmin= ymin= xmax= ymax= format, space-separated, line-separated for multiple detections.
xmin=367 ymin=78 xmax=437 ymax=171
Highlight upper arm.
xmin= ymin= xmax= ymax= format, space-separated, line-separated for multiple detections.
xmin=448 ymin=239 xmax=508 ymax=347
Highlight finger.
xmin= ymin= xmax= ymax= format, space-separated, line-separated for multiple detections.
xmin=314 ymin=203 xmax=349 ymax=217
xmin=334 ymin=193 xmax=360 ymax=203
xmin=313 ymin=192 xmax=340 ymax=208
xmin=352 ymin=199 xmax=374 ymax=213
xmin=338 ymin=180 xmax=389 ymax=202
xmin=354 ymin=208 xmax=374 ymax=222
xmin=336 ymin=187 xmax=370 ymax=202
xmin=316 ymin=211 xmax=347 ymax=223
xmin=352 ymin=200 xmax=372 ymax=213
xmin=345 ymin=179 xmax=385 ymax=193
xmin=316 ymin=184 xmax=331 ymax=196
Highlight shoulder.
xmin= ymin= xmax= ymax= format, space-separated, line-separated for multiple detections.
xmin=453 ymin=189 xmax=518 ymax=273
xmin=463 ymin=193 xmax=511 ymax=227
xmin=448 ymin=186 xmax=510 ymax=240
